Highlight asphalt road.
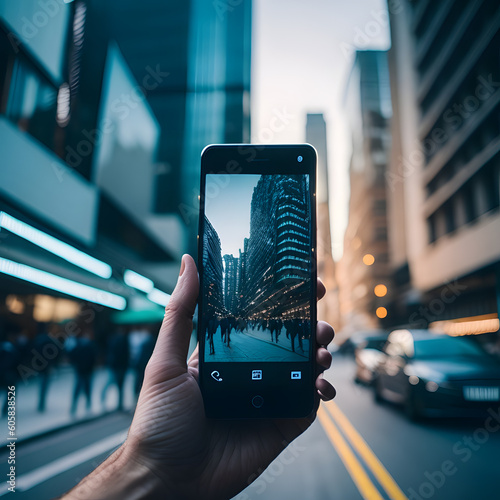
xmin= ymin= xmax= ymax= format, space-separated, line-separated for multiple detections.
xmin=2 ymin=356 xmax=500 ymax=499
xmin=0 ymin=412 xmax=133 ymax=499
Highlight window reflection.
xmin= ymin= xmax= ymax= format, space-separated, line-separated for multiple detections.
xmin=6 ymin=58 xmax=57 ymax=151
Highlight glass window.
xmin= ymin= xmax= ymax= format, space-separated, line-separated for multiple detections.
xmin=0 ymin=0 xmax=72 ymax=84
xmin=6 ymin=58 xmax=58 ymax=151
xmin=414 ymin=338 xmax=485 ymax=358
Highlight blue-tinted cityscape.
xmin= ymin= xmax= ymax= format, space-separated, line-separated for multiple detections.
xmin=2 ymin=1 xmax=500 ymax=498
xmin=202 ymin=174 xmax=312 ymax=361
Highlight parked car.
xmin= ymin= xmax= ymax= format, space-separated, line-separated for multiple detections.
xmin=354 ymin=336 xmax=388 ymax=385
xmin=337 ymin=330 xmax=387 ymax=356
xmin=374 ymin=329 xmax=500 ymax=419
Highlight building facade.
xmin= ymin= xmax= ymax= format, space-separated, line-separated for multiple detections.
xmin=386 ymin=0 xmax=500 ymax=331
xmin=223 ymin=253 xmax=239 ymax=315
xmin=203 ymin=216 xmax=224 ymax=318
xmin=241 ymin=175 xmax=311 ymax=320
xmin=337 ymin=50 xmax=392 ymax=334
xmin=305 ymin=113 xmax=339 ymax=328
xmin=0 ymin=0 xmax=251 ymax=338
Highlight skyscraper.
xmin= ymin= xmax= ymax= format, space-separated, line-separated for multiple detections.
xmin=203 ymin=216 xmax=224 ymax=318
xmin=337 ymin=50 xmax=392 ymax=332
xmin=241 ymin=175 xmax=311 ymax=320
xmin=0 ymin=0 xmax=252 ymax=342
xmin=223 ymin=254 xmax=239 ymax=315
xmin=305 ymin=113 xmax=338 ymax=328
xmin=72 ymin=0 xmax=252 ymax=253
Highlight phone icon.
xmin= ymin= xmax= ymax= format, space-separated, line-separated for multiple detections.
xmin=211 ymin=370 xmax=223 ymax=382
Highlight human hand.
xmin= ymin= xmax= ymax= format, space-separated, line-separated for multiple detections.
xmin=64 ymin=254 xmax=335 ymax=500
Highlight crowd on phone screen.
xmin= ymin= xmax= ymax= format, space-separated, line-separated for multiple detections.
xmin=0 ymin=323 xmax=159 ymax=417
xmin=205 ymin=316 xmax=310 ymax=355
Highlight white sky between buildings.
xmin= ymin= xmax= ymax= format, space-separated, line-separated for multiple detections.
xmin=252 ymin=0 xmax=390 ymax=260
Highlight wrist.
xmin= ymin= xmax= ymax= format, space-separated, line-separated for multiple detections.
xmin=123 ymin=437 xmax=206 ymax=500
xmin=63 ymin=441 xmax=164 ymax=500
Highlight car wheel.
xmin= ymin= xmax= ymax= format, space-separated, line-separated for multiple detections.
xmin=405 ymin=387 xmax=422 ymax=421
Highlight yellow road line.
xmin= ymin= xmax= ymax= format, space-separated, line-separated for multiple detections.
xmin=317 ymin=406 xmax=384 ymax=500
xmin=325 ymin=402 xmax=408 ymax=500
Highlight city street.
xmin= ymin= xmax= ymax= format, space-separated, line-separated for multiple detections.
xmin=1 ymin=1 xmax=500 ymax=498
xmin=0 ymin=412 xmax=133 ymax=499
xmin=3 ymin=355 xmax=500 ymax=499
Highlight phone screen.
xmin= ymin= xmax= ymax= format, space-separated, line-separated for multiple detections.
xmin=198 ymin=145 xmax=316 ymax=418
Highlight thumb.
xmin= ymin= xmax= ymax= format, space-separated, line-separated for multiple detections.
xmin=147 ymin=254 xmax=199 ymax=380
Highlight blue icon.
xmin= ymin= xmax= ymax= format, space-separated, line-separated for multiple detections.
xmin=291 ymin=371 xmax=301 ymax=380
xmin=252 ymin=370 xmax=262 ymax=380
xmin=211 ymin=370 xmax=223 ymax=382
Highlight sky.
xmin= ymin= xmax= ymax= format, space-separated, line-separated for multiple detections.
xmin=205 ymin=174 xmax=260 ymax=257
xmin=252 ymin=0 xmax=390 ymax=260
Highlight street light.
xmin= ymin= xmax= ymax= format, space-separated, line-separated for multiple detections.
xmin=374 ymin=284 xmax=387 ymax=297
xmin=376 ymin=307 xmax=387 ymax=319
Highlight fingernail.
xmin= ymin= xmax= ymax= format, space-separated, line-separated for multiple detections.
xmin=179 ymin=256 xmax=186 ymax=277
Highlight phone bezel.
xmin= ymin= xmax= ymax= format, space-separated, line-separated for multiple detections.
xmin=197 ymin=144 xmax=318 ymax=419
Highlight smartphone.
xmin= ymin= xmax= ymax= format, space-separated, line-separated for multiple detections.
xmin=197 ymin=144 xmax=317 ymax=419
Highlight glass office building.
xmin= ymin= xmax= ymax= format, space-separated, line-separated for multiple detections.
xmin=0 ymin=0 xmax=252 ymax=337
xmin=202 ymin=216 xmax=224 ymax=319
xmin=242 ymin=175 xmax=311 ymax=320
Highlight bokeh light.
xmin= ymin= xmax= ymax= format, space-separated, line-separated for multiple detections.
xmin=363 ymin=253 xmax=375 ymax=266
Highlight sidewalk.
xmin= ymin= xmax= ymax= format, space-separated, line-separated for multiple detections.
xmin=207 ymin=326 xmax=310 ymax=362
xmin=0 ymin=332 xmax=198 ymax=446
xmin=0 ymin=365 xmax=136 ymax=446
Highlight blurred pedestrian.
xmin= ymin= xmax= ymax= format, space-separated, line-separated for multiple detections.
xmin=285 ymin=319 xmax=298 ymax=352
xmin=220 ymin=316 xmax=229 ymax=343
xmin=101 ymin=327 xmax=129 ymax=410
xmin=206 ymin=318 xmax=217 ymax=355
xmin=133 ymin=329 xmax=155 ymax=396
xmin=67 ymin=330 xmax=97 ymax=415
xmin=33 ymin=324 xmax=59 ymax=412
xmin=128 ymin=324 xmax=149 ymax=367
xmin=0 ymin=330 xmax=21 ymax=417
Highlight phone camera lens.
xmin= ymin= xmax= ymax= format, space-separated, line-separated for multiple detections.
xmin=297 ymin=156 xmax=303 ymax=162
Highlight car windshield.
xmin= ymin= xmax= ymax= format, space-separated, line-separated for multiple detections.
xmin=413 ymin=337 xmax=486 ymax=358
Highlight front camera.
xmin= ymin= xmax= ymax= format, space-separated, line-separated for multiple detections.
xmin=297 ymin=156 xmax=303 ymax=163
